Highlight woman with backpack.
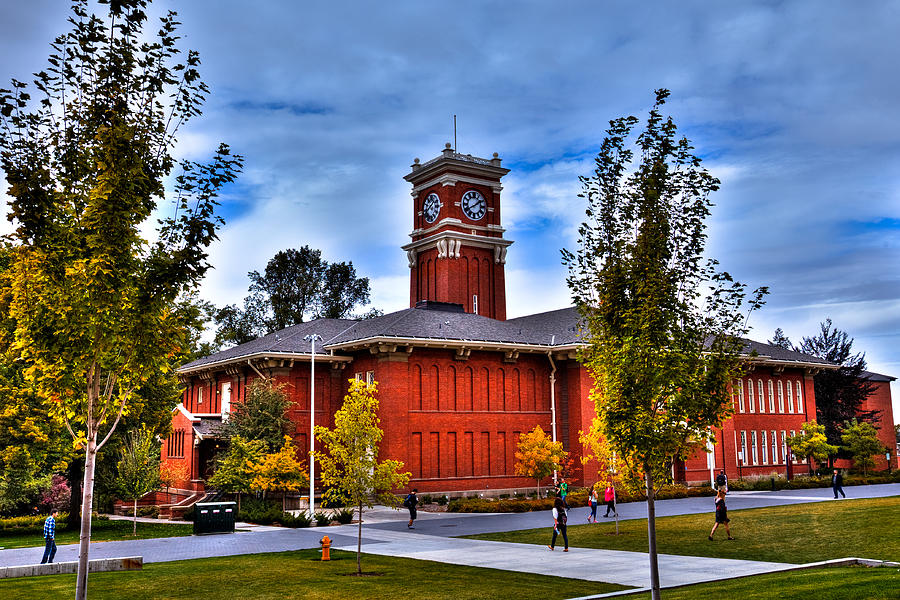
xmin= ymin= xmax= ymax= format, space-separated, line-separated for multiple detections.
xmin=548 ymin=494 xmax=569 ymax=551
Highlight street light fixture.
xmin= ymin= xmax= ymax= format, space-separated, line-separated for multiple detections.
xmin=304 ymin=333 xmax=322 ymax=515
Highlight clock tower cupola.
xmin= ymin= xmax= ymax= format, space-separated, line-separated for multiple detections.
xmin=403 ymin=143 xmax=512 ymax=320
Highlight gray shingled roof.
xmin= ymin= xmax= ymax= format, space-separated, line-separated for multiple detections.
xmin=179 ymin=304 xmax=836 ymax=372
xmin=862 ymin=370 xmax=896 ymax=382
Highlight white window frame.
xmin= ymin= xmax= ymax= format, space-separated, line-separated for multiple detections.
xmin=740 ymin=431 xmax=747 ymax=466
xmin=737 ymin=379 xmax=745 ymax=413
xmin=366 ymin=370 xmax=375 ymax=385
xmin=787 ymin=381 xmax=794 ymax=413
xmin=777 ymin=381 xmax=784 ymax=413
xmin=751 ymin=431 xmax=759 ymax=465
xmin=767 ymin=380 xmax=775 ymax=413
xmin=221 ymin=381 xmax=232 ymax=420
xmin=354 ymin=372 xmax=362 ymax=381
xmin=198 ymin=386 xmax=204 ymax=406
xmin=796 ymin=382 xmax=803 ymax=412
xmin=757 ymin=379 xmax=764 ymax=412
xmin=747 ymin=379 xmax=755 ymax=413
xmin=472 ymin=294 xmax=479 ymax=315
xmin=781 ymin=430 xmax=788 ymax=464
xmin=790 ymin=430 xmax=797 ymax=462
xmin=771 ymin=429 xmax=778 ymax=463
xmin=761 ymin=430 xmax=768 ymax=464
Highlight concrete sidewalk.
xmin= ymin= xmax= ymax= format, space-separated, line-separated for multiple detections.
xmin=0 ymin=483 xmax=896 ymax=591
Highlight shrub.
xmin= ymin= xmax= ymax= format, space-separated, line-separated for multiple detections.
xmin=280 ymin=512 xmax=312 ymax=528
xmin=314 ymin=511 xmax=332 ymax=527
xmin=0 ymin=513 xmax=69 ymax=534
xmin=422 ymin=494 xmax=433 ymax=504
xmin=39 ymin=475 xmax=71 ymax=513
xmin=334 ymin=508 xmax=353 ymax=524
xmin=436 ymin=495 xmax=449 ymax=506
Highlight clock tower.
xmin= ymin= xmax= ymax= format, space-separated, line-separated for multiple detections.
xmin=403 ymin=143 xmax=512 ymax=320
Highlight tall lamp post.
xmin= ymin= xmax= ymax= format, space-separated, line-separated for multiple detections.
xmin=304 ymin=334 xmax=322 ymax=515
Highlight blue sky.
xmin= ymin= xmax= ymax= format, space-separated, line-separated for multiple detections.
xmin=2 ymin=1 xmax=898 ymax=423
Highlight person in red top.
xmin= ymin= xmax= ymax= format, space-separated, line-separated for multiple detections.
xmin=603 ymin=483 xmax=617 ymax=517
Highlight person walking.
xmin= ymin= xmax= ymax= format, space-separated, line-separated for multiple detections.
xmin=548 ymin=494 xmax=569 ymax=551
xmin=832 ymin=470 xmax=846 ymax=499
xmin=587 ymin=484 xmax=598 ymax=523
xmin=708 ymin=489 xmax=734 ymax=540
xmin=715 ymin=469 xmax=728 ymax=493
xmin=559 ymin=478 xmax=569 ymax=507
xmin=603 ymin=483 xmax=617 ymax=517
xmin=404 ymin=489 xmax=419 ymax=528
xmin=40 ymin=508 xmax=58 ymax=564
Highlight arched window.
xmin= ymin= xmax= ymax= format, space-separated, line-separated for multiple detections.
xmin=747 ymin=379 xmax=755 ymax=412
xmin=777 ymin=381 xmax=784 ymax=413
xmin=796 ymin=382 xmax=803 ymax=411
xmin=786 ymin=381 xmax=794 ymax=413
xmin=767 ymin=380 xmax=775 ymax=413
xmin=737 ymin=380 xmax=745 ymax=413
xmin=757 ymin=379 xmax=764 ymax=412
xmin=761 ymin=430 xmax=768 ymax=464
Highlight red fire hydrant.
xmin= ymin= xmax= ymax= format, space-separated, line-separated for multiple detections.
xmin=320 ymin=535 xmax=331 ymax=561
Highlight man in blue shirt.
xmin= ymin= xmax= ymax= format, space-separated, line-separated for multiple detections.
xmin=40 ymin=509 xmax=58 ymax=564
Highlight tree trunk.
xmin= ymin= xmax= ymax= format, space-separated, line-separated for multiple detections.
xmin=357 ymin=501 xmax=363 ymax=575
xmin=75 ymin=438 xmax=97 ymax=600
xmin=66 ymin=457 xmax=84 ymax=531
xmin=645 ymin=468 xmax=661 ymax=600
xmin=133 ymin=498 xmax=138 ymax=536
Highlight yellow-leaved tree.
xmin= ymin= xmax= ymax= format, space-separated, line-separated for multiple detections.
xmin=251 ymin=436 xmax=308 ymax=512
xmin=514 ymin=425 xmax=567 ymax=496
xmin=315 ymin=379 xmax=410 ymax=575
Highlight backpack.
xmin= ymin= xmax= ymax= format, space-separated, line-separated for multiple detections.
xmin=403 ymin=495 xmax=411 ymax=508
xmin=716 ymin=473 xmax=726 ymax=487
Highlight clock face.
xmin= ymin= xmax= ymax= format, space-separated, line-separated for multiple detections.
xmin=423 ymin=192 xmax=442 ymax=223
xmin=461 ymin=189 xmax=486 ymax=220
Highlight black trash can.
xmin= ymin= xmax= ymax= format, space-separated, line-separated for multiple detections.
xmin=193 ymin=502 xmax=236 ymax=534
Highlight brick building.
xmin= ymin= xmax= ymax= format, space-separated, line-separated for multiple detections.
xmin=161 ymin=146 xmax=895 ymax=501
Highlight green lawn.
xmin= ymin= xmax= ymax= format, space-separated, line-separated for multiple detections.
xmin=628 ymin=566 xmax=898 ymax=600
xmin=466 ymin=496 xmax=900 ymax=564
xmin=0 ymin=549 xmax=628 ymax=600
xmin=0 ymin=519 xmax=193 ymax=550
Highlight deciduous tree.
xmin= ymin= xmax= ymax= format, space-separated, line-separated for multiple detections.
xmin=114 ymin=428 xmax=160 ymax=536
xmin=563 ymin=89 xmax=766 ymax=600
xmin=787 ymin=421 xmax=838 ymax=473
xmin=840 ymin=418 xmax=885 ymax=476
xmin=0 ymin=2 xmax=241 ymax=597
xmin=251 ymin=436 xmax=308 ymax=512
xmin=514 ymin=426 xmax=567 ymax=496
xmin=217 ymin=378 xmax=293 ymax=452
xmin=207 ymin=436 xmax=266 ymax=512
xmin=314 ymin=379 xmax=410 ymax=575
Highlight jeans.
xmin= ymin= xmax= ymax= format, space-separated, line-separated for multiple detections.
xmin=833 ymin=484 xmax=845 ymax=498
xmin=40 ymin=537 xmax=56 ymax=564
xmin=551 ymin=523 xmax=568 ymax=549
xmin=589 ymin=501 xmax=597 ymax=520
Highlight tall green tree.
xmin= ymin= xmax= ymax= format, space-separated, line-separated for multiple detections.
xmin=214 ymin=246 xmax=372 ymax=345
xmin=787 ymin=421 xmax=838 ymax=473
xmin=0 ymin=2 xmax=241 ymax=598
xmin=768 ymin=328 xmax=793 ymax=350
xmin=217 ymin=378 xmax=293 ymax=452
xmin=563 ymin=89 xmax=766 ymax=600
xmin=797 ymin=320 xmax=879 ymax=462
xmin=840 ymin=418 xmax=885 ymax=476
xmin=315 ymin=379 xmax=410 ymax=575
xmin=114 ymin=428 xmax=160 ymax=536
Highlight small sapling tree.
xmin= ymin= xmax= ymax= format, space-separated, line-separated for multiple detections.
xmin=514 ymin=426 xmax=567 ymax=496
xmin=114 ymin=428 xmax=160 ymax=536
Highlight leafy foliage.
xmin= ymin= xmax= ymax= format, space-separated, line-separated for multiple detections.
xmin=251 ymin=435 xmax=308 ymax=511
xmin=214 ymin=247 xmax=372 ymax=346
xmin=0 ymin=1 xmax=241 ymax=594
xmin=562 ymin=89 xmax=766 ymax=600
xmin=768 ymin=328 xmax=793 ymax=350
xmin=797 ymin=319 xmax=879 ymax=457
xmin=114 ymin=428 xmax=161 ymax=535
xmin=840 ymin=418 xmax=886 ymax=476
xmin=787 ymin=421 xmax=839 ymax=471
xmin=207 ymin=436 xmax=267 ymax=506
xmin=314 ymin=379 xmax=410 ymax=574
xmin=513 ymin=426 xmax=567 ymax=494
xmin=217 ymin=378 xmax=293 ymax=452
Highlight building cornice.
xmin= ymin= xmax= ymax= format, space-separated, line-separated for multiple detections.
xmin=177 ymin=351 xmax=353 ymax=376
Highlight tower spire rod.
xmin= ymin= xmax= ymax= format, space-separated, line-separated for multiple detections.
xmin=453 ymin=114 xmax=457 ymax=151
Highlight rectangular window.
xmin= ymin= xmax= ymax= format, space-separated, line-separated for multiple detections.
xmin=751 ymin=431 xmax=759 ymax=465
xmin=198 ymin=386 xmax=204 ymax=406
xmin=366 ymin=370 xmax=375 ymax=385
xmin=768 ymin=380 xmax=775 ymax=413
xmin=795 ymin=382 xmax=803 ymax=412
xmin=790 ymin=430 xmax=797 ymax=462
xmin=740 ymin=431 xmax=748 ymax=466
xmin=761 ymin=430 xmax=768 ymax=464
xmin=747 ymin=380 xmax=755 ymax=413
xmin=781 ymin=430 xmax=788 ymax=464
xmin=787 ymin=382 xmax=794 ymax=413
xmin=167 ymin=430 xmax=185 ymax=458
xmin=472 ymin=295 xmax=479 ymax=315
xmin=354 ymin=372 xmax=362 ymax=381
xmin=777 ymin=381 xmax=784 ymax=413
xmin=221 ymin=382 xmax=232 ymax=417
xmin=737 ymin=380 xmax=745 ymax=413
xmin=772 ymin=430 xmax=778 ymax=463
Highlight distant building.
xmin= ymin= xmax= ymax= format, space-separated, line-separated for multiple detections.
xmin=160 ymin=146 xmax=894 ymax=503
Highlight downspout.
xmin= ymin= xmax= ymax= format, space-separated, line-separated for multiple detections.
xmin=548 ymin=335 xmax=558 ymax=485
